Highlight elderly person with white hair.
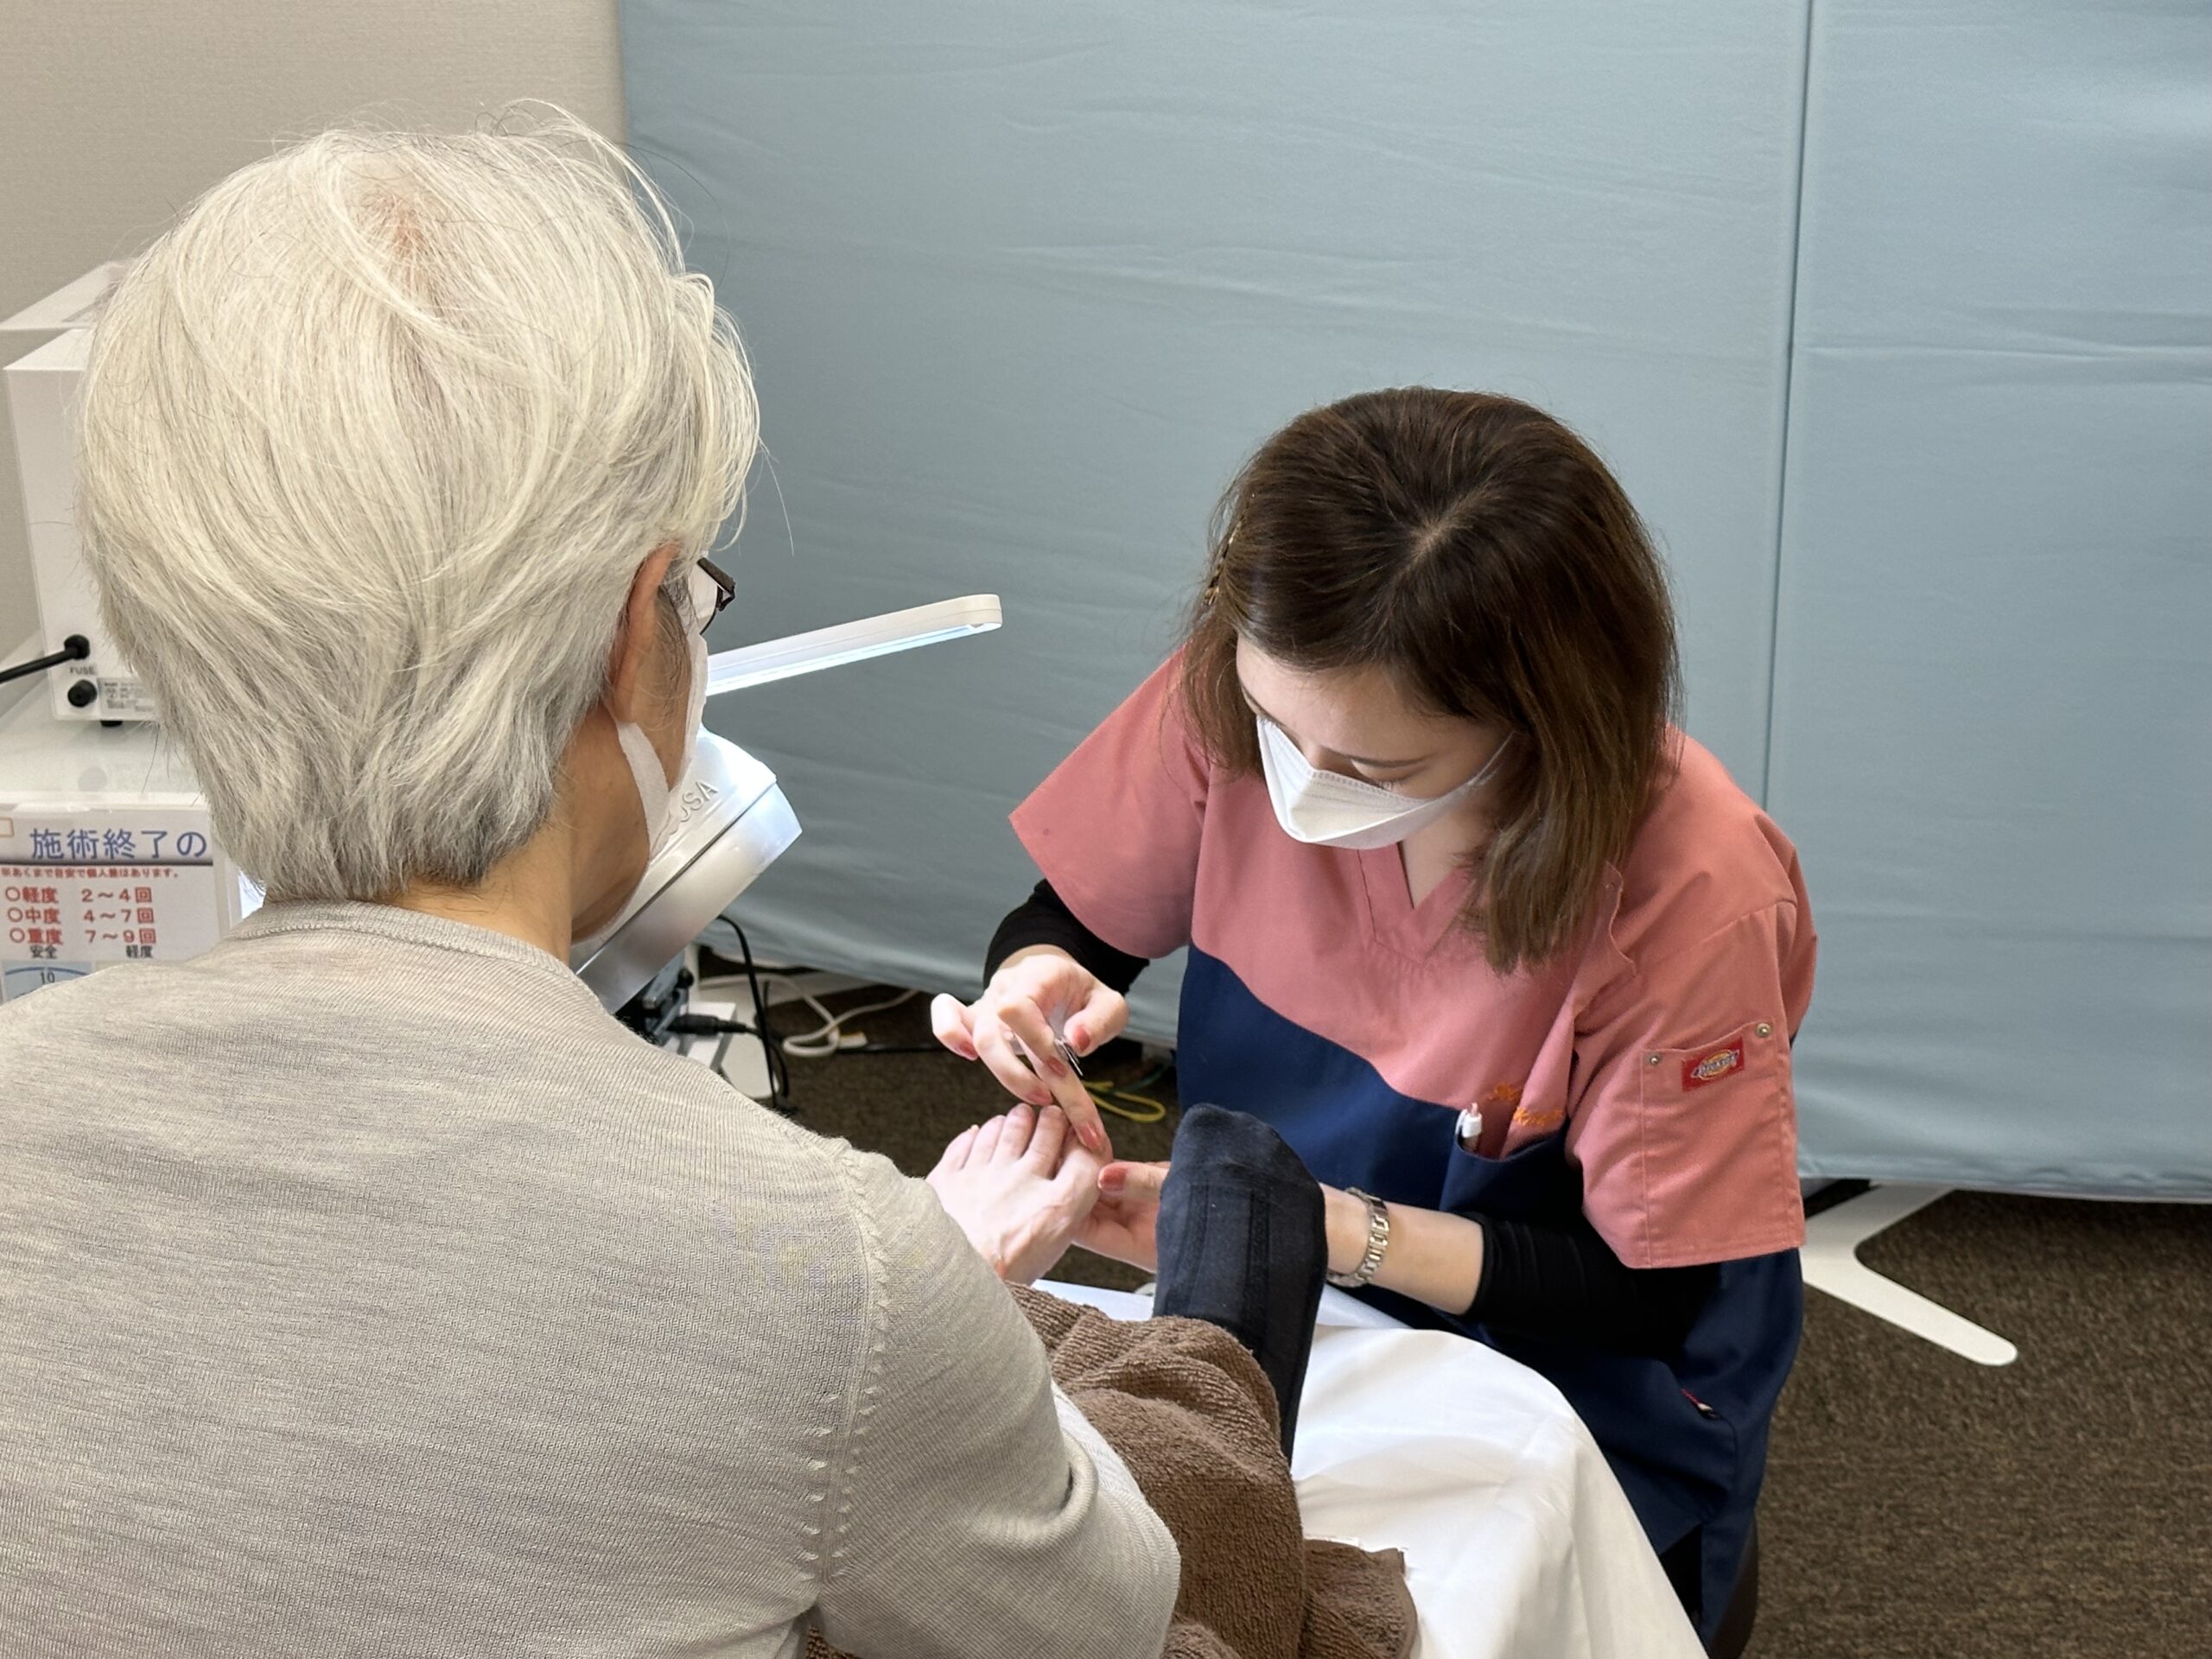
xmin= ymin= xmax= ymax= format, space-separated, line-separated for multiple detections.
xmin=0 ymin=115 xmax=1180 ymax=1657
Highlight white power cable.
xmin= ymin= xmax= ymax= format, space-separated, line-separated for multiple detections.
xmin=695 ymin=971 xmax=917 ymax=1058
xmin=776 ymin=986 xmax=918 ymax=1058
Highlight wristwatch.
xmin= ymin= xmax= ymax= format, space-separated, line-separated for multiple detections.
xmin=1326 ymin=1187 xmax=1392 ymax=1289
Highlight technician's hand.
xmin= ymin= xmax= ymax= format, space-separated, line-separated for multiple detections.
xmin=926 ymin=1103 xmax=1104 ymax=1285
xmin=931 ymin=947 xmax=1128 ymax=1158
xmin=1075 ymin=1159 xmax=1171 ymax=1274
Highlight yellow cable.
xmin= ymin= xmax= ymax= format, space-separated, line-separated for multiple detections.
xmin=1087 ymin=1081 xmax=1167 ymax=1125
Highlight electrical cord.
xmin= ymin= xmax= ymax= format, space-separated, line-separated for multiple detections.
xmin=666 ymin=1010 xmax=798 ymax=1116
xmin=691 ymin=969 xmax=918 ymax=1059
xmin=0 ymin=634 xmax=90 ymax=688
xmin=666 ymin=1014 xmax=769 ymax=1037
xmin=696 ymin=917 xmax=804 ymax=972
xmin=776 ymin=987 xmax=918 ymax=1058
xmin=704 ymin=917 xmax=792 ymax=1114
xmin=1084 ymin=1061 xmax=1173 ymax=1125
xmin=673 ymin=989 xmax=918 ymax=1062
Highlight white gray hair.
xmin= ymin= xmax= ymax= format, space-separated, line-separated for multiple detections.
xmin=75 ymin=106 xmax=758 ymax=899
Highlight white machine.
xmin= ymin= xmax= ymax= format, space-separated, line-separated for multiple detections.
xmin=3 ymin=264 xmax=138 ymax=721
xmin=572 ymin=594 xmax=1002 ymax=1012
xmin=1 ymin=264 xmax=1001 ymax=1012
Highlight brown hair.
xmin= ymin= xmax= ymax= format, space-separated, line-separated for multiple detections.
xmin=1181 ymin=388 xmax=1680 ymax=974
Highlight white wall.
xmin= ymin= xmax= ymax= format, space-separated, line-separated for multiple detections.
xmin=0 ymin=0 xmax=625 ymax=690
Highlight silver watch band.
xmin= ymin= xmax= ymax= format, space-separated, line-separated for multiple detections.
xmin=1326 ymin=1187 xmax=1391 ymax=1289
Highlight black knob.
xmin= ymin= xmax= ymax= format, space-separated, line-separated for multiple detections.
xmin=66 ymin=679 xmax=99 ymax=709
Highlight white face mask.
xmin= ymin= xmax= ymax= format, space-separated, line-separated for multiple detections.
xmin=1256 ymin=714 xmax=1510 ymax=851
xmin=576 ymin=627 xmax=708 ymax=955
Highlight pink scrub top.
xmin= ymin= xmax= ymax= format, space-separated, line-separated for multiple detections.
xmin=1013 ymin=652 xmax=1816 ymax=1272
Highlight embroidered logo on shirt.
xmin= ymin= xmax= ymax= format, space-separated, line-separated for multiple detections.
xmin=1460 ymin=1084 xmax=1556 ymax=1151
xmin=1491 ymin=1084 xmax=1564 ymax=1135
xmin=1681 ymin=1043 xmax=1745 ymax=1090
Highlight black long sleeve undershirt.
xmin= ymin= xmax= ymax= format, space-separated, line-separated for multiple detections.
xmin=987 ymin=880 xmax=1150 ymax=995
xmin=986 ymin=880 xmax=1718 ymax=1356
xmin=1470 ymin=1213 xmax=1717 ymax=1357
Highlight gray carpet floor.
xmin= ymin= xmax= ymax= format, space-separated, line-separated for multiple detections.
xmin=753 ymin=990 xmax=2212 ymax=1657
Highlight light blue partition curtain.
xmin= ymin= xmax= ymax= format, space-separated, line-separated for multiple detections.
xmin=620 ymin=2 xmax=2210 ymax=1194
xmin=620 ymin=2 xmax=1810 ymax=1033
xmin=1767 ymin=2 xmax=2212 ymax=1196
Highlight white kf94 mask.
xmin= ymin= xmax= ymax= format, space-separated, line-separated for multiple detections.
xmin=571 ymin=628 xmax=711 ymax=964
xmin=1256 ymin=715 xmax=1511 ymax=851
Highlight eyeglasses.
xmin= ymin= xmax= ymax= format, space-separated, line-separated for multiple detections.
xmin=685 ymin=556 xmax=735 ymax=638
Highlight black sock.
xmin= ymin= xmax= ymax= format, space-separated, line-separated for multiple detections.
xmin=1149 ymin=1104 xmax=1327 ymax=1460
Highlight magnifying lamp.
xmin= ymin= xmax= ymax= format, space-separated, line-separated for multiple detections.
xmin=571 ymin=594 xmax=1002 ymax=1011
xmin=704 ymin=594 xmax=1004 ymax=696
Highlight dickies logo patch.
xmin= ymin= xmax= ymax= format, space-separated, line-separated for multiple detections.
xmin=1681 ymin=1043 xmax=1745 ymax=1090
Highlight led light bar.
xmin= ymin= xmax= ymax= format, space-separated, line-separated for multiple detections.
xmin=706 ymin=594 xmax=1001 ymax=697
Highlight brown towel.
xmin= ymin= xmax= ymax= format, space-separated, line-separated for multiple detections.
xmin=807 ymin=1285 xmax=1416 ymax=1659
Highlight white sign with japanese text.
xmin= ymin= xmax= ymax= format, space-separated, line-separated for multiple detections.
xmin=0 ymin=804 xmax=244 ymax=1001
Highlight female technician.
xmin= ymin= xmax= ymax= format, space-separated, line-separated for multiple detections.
xmin=935 ymin=388 xmax=1815 ymax=1655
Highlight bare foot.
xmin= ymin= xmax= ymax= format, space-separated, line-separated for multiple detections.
xmin=925 ymin=1103 xmax=1105 ymax=1284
